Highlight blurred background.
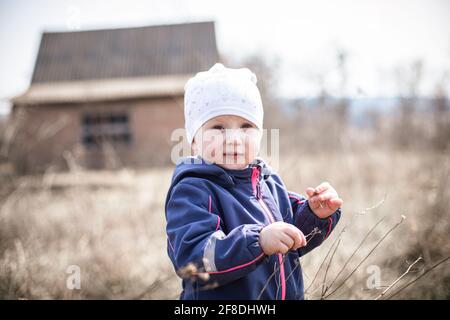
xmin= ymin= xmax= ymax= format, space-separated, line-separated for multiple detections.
xmin=0 ymin=0 xmax=449 ymax=299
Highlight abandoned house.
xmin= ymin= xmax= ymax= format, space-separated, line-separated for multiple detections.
xmin=10 ymin=21 xmax=219 ymax=173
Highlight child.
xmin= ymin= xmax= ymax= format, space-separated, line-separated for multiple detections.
xmin=165 ymin=63 xmax=343 ymax=300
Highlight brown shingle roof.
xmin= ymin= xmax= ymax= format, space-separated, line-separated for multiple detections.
xmin=31 ymin=21 xmax=219 ymax=83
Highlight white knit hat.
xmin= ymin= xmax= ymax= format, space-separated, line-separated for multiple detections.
xmin=184 ymin=63 xmax=264 ymax=144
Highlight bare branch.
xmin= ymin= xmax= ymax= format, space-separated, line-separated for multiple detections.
xmin=305 ymin=195 xmax=387 ymax=294
xmin=321 ymin=237 xmax=342 ymax=298
xmin=324 ymin=215 xmax=406 ymax=299
xmin=326 ymin=215 xmax=386 ymax=294
xmin=385 ymin=256 xmax=450 ymax=300
xmin=375 ymin=256 xmax=422 ymax=300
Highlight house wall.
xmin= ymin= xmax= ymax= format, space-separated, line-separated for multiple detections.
xmin=10 ymin=96 xmax=187 ymax=173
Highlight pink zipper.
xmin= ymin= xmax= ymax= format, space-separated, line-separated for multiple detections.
xmin=252 ymin=167 xmax=287 ymax=300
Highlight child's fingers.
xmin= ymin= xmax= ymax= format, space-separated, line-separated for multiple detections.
xmin=290 ymin=230 xmax=304 ymax=250
xmin=277 ymin=242 xmax=290 ymax=254
xmin=283 ymin=225 xmax=306 ymax=249
xmin=306 ymin=187 xmax=316 ymax=198
xmin=317 ymin=191 xmax=337 ymax=202
xmin=328 ymin=198 xmax=344 ymax=208
xmin=296 ymin=230 xmax=307 ymax=248
xmin=279 ymin=233 xmax=294 ymax=249
xmin=314 ymin=182 xmax=331 ymax=194
xmin=299 ymin=231 xmax=307 ymax=247
xmin=309 ymin=192 xmax=333 ymax=204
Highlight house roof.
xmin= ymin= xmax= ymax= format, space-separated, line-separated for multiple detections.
xmin=32 ymin=21 xmax=219 ymax=83
xmin=12 ymin=75 xmax=190 ymax=105
xmin=13 ymin=21 xmax=219 ymax=104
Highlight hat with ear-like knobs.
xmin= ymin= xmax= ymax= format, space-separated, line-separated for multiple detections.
xmin=184 ymin=63 xmax=264 ymax=144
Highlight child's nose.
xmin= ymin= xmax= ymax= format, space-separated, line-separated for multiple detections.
xmin=225 ymin=129 xmax=244 ymax=144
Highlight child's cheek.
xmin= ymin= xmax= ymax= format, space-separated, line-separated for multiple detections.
xmin=203 ymin=141 xmax=215 ymax=160
xmin=243 ymin=136 xmax=258 ymax=163
xmin=249 ymin=134 xmax=261 ymax=154
xmin=200 ymin=133 xmax=218 ymax=160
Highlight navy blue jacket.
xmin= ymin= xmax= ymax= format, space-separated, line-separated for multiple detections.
xmin=165 ymin=156 xmax=341 ymax=300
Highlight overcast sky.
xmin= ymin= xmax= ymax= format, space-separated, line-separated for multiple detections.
xmin=1 ymin=0 xmax=449 ymax=114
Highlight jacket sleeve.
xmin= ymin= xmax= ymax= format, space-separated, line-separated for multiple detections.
xmin=287 ymin=191 xmax=341 ymax=257
xmin=166 ymin=181 xmax=266 ymax=288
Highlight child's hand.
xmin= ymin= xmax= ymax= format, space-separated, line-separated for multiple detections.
xmin=306 ymin=182 xmax=344 ymax=219
xmin=259 ymin=222 xmax=306 ymax=255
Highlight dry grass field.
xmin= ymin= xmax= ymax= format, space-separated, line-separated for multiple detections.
xmin=1 ymin=141 xmax=448 ymax=299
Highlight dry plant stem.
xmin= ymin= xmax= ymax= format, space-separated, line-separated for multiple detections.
xmin=175 ymin=281 xmax=221 ymax=300
xmin=326 ymin=215 xmax=386 ymax=294
xmin=307 ymin=282 xmax=328 ymax=297
xmin=284 ymin=229 xmax=322 ymax=283
xmin=305 ymin=196 xmax=387 ymax=294
xmin=375 ymin=256 xmax=422 ymax=300
xmin=133 ymin=276 xmax=173 ymax=299
xmin=320 ymin=237 xmax=342 ymax=299
xmin=305 ymin=232 xmax=340 ymax=294
xmin=257 ymin=255 xmax=287 ymax=300
xmin=385 ymin=256 xmax=450 ymax=300
xmin=324 ymin=215 xmax=406 ymax=299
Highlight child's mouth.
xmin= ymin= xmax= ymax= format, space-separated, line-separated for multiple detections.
xmin=223 ymin=153 xmax=244 ymax=157
xmin=222 ymin=153 xmax=245 ymax=163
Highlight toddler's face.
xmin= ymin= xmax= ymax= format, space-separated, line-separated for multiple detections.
xmin=192 ymin=115 xmax=262 ymax=170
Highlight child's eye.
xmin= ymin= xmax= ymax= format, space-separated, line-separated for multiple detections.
xmin=211 ymin=125 xmax=225 ymax=131
xmin=241 ymin=123 xmax=254 ymax=129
